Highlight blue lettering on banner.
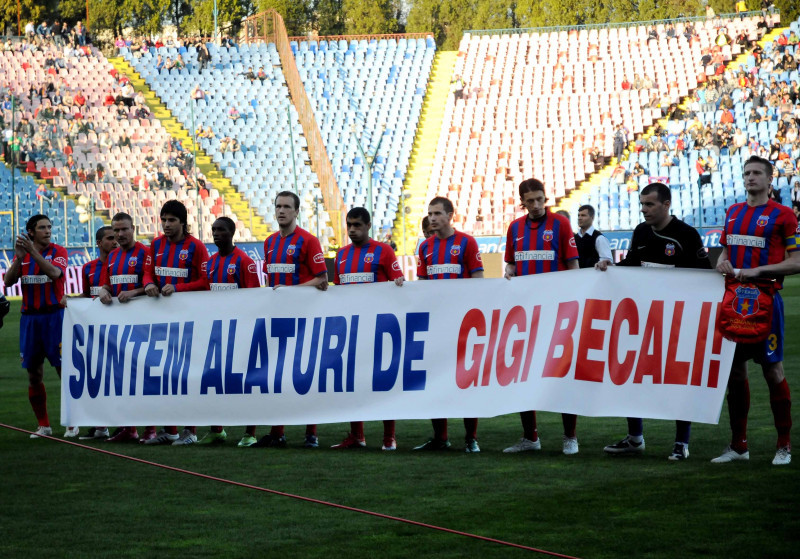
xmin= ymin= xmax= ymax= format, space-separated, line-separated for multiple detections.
xmin=318 ymin=316 xmax=347 ymax=393
xmin=373 ymin=314 xmax=401 ymax=392
xmin=224 ymin=320 xmax=243 ymax=395
xmin=143 ymin=323 xmax=168 ymax=396
xmin=201 ymin=320 xmax=224 ymax=395
xmin=293 ymin=317 xmax=321 ymax=395
xmin=271 ymin=318 xmax=295 ymax=394
xmin=104 ymin=325 xmax=130 ymax=397
xmin=70 ymin=322 xmax=194 ymax=398
xmin=404 ymin=313 xmax=429 ymax=391
xmin=245 ymin=318 xmax=270 ymax=393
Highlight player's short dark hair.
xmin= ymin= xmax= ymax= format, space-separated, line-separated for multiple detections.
xmin=421 ymin=216 xmax=431 ymax=234
xmin=214 ymin=216 xmax=236 ymax=233
xmin=160 ymin=200 xmax=189 ymax=234
xmin=641 ymin=182 xmax=671 ymax=203
xmin=26 ymin=214 xmax=50 ymax=233
xmin=743 ymin=155 xmax=773 ymax=177
xmin=111 ymin=212 xmax=133 ymax=224
xmin=275 ymin=190 xmax=300 ymax=210
xmin=556 ymin=210 xmax=571 ymax=221
xmin=577 ymin=205 xmax=595 ymax=218
xmin=346 ymin=207 xmax=371 ymax=225
xmin=429 ymin=196 xmax=454 ymax=214
xmin=519 ymin=178 xmax=545 ymax=197
xmin=95 ymin=225 xmax=113 ymax=242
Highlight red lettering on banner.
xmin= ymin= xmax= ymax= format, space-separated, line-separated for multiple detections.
xmin=664 ymin=302 xmax=690 ymax=385
xmin=520 ymin=305 xmax=541 ymax=382
xmin=690 ymin=302 xmax=712 ymax=386
xmin=456 ymin=309 xmax=485 ymax=389
xmin=481 ymin=310 xmax=502 ymax=386
xmin=542 ymin=301 xmax=579 ymax=378
xmin=707 ymin=303 xmax=724 ymax=388
xmin=609 ymin=298 xmax=639 ymax=385
xmin=575 ymin=299 xmax=611 ymax=383
xmin=496 ymin=306 xmax=527 ymax=386
xmin=634 ymin=301 xmax=664 ymax=384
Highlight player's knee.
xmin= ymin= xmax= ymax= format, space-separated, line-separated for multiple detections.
xmin=762 ymin=362 xmax=785 ymax=385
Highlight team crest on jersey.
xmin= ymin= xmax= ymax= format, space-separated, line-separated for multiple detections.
xmin=44 ymin=255 xmax=52 ymax=261
xmin=286 ymin=244 xmax=296 ymax=255
xmin=542 ymin=230 xmax=554 ymax=242
xmin=451 ymin=245 xmax=461 ymax=256
xmin=364 ymin=253 xmax=375 ymax=263
xmin=179 ymin=249 xmax=189 ymax=261
xmin=733 ymin=285 xmax=759 ymax=317
xmin=756 ymin=215 xmax=769 ymax=228
xmin=665 ymin=243 xmax=676 ymax=256
xmin=128 ymin=257 xmax=138 ymax=267
xmin=227 ymin=264 xmax=237 ymax=275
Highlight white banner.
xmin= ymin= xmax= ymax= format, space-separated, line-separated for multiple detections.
xmin=61 ymin=268 xmax=735 ymax=426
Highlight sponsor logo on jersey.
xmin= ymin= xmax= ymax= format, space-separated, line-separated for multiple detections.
xmin=210 ymin=283 xmax=238 ymax=291
xmin=726 ymin=234 xmax=766 ymax=248
xmin=543 ymin=230 xmax=554 ymax=242
xmin=128 ymin=257 xmax=138 ymax=267
xmin=54 ymin=256 xmax=67 ymax=267
xmin=89 ymin=286 xmax=103 ymax=297
xmin=451 ymin=245 xmax=461 ymax=256
xmin=313 ymin=253 xmax=325 ymax=264
xmin=267 ymin=263 xmax=295 ymax=274
xmin=364 ymin=252 xmax=375 ymax=263
xmin=286 ymin=244 xmax=296 ymax=256
xmin=340 ymin=272 xmax=375 ymax=284
xmin=21 ymin=275 xmax=51 ymax=284
xmin=665 ymin=243 xmax=676 ymax=256
xmin=110 ymin=274 xmax=139 ymax=285
xmin=247 ymin=263 xmax=257 ymax=274
xmin=145 ymin=256 xmax=152 ymax=266
xmin=392 ymin=261 xmax=401 ymax=271
xmin=179 ymin=249 xmax=189 ymax=261
xmin=201 ymin=262 xmax=207 ymax=273
xmin=428 ymin=264 xmax=462 ymax=275
xmin=155 ymin=266 xmax=189 ymax=278
xmin=227 ymin=264 xmax=237 ymax=275
xmin=756 ymin=215 xmax=769 ymax=227
xmin=568 ymin=237 xmax=577 ymax=248
xmin=516 ymin=250 xmax=555 ymax=261
xmin=733 ymin=285 xmax=760 ymax=317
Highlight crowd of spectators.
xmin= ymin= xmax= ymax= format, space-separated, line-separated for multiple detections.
xmin=619 ymin=25 xmax=800 ymax=197
xmin=0 ymin=37 xmax=214 ymax=200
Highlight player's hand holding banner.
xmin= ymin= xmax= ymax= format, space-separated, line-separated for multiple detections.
xmin=62 ymin=268 xmax=736 ymax=427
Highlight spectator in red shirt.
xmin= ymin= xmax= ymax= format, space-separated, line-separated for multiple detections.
xmin=73 ymin=90 xmax=86 ymax=107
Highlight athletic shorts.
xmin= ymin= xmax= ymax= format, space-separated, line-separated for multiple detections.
xmin=20 ymin=309 xmax=64 ymax=369
xmin=734 ymin=292 xmax=783 ymax=365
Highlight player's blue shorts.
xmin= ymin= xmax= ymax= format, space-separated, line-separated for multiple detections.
xmin=735 ymin=292 xmax=783 ymax=365
xmin=20 ymin=309 xmax=64 ymax=369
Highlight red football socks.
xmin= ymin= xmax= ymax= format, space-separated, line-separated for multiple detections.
xmin=28 ymin=382 xmax=49 ymax=427
xmin=562 ymin=413 xmax=577 ymax=439
xmin=349 ymin=421 xmax=365 ymax=440
xmin=769 ymin=378 xmax=792 ymax=449
xmin=728 ymin=379 xmax=750 ymax=453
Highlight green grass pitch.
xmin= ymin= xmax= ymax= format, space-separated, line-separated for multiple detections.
xmin=1 ymin=281 xmax=799 ymax=558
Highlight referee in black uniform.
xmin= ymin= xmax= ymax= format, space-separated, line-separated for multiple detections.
xmin=596 ymin=182 xmax=711 ymax=460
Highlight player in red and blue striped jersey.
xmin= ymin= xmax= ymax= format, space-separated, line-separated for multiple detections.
xmin=253 ymin=191 xmax=328 ymax=450
xmin=331 ymin=207 xmax=404 ymax=451
xmin=3 ymin=215 xmax=69 ymax=439
xmin=200 ymin=216 xmax=261 ymax=447
xmin=415 ymin=197 xmax=484 ymax=453
xmin=142 ymin=201 xmax=209 ymax=446
xmin=71 ymin=225 xmax=117 ymax=441
xmin=81 ymin=226 xmax=116 ymax=298
xmin=96 ymin=213 xmax=152 ymax=443
xmin=99 ymin=213 xmax=149 ymax=304
xmin=714 ymin=156 xmax=800 ymax=466
xmin=503 ymin=179 xmax=580 ymax=456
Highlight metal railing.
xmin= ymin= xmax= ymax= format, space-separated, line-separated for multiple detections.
xmin=465 ymin=10 xmax=778 ymax=37
xmin=241 ymin=10 xmax=345 ymax=244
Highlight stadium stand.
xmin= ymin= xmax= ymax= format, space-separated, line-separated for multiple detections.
xmin=569 ymin=17 xmax=800 ymax=232
xmin=122 ymin=41 xmax=332 ymax=243
xmin=429 ymin=14 xmax=774 ymax=235
xmin=0 ymin=41 xmax=249 ymax=242
xmin=291 ymin=35 xmax=436 ymax=235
